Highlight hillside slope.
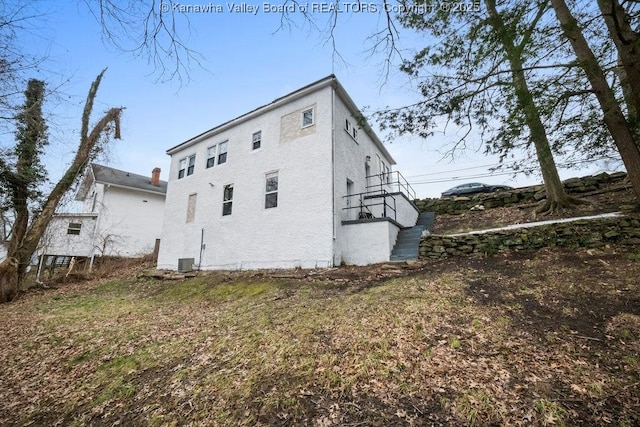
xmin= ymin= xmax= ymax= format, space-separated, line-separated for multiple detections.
xmin=1 ymin=248 xmax=639 ymax=426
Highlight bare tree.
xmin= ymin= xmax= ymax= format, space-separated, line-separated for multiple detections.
xmin=83 ymin=0 xmax=202 ymax=83
xmin=0 ymin=69 xmax=123 ymax=302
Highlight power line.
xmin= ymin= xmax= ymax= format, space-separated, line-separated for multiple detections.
xmin=409 ymin=169 xmax=529 ymax=185
xmin=406 ymin=156 xmax=620 ymax=186
xmin=404 ymin=159 xmax=523 ymax=179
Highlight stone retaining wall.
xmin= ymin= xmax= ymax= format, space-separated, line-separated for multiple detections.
xmin=414 ymin=172 xmax=628 ymax=215
xmin=419 ymin=216 xmax=640 ymax=259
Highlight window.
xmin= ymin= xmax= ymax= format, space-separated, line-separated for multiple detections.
xmin=187 ymin=155 xmax=196 ymax=176
xmin=178 ymin=155 xmax=196 ymax=178
xmin=206 ymin=146 xmax=217 ymax=168
xmin=186 ymin=193 xmax=197 ymax=223
xmin=178 ymin=158 xmax=187 ymax=179
xmin=302 ymin=108 xmax=314 ymax=127
xmin=218 ymin=141 xmax=228 ymax=165
xmin=252 ymin=131 xmax=261 ymax=150
xmin=265 ymin=172 xmax=278 ymax=209
xmin=222 ymin=184 xmax=233 ymax=216
xmin=206 ymin=141 xmax=228 ymax=168
xmin=345 ymin=119 xmax=358 ymax=141
xmin=67 ymin=222 xmax=82 ymax=235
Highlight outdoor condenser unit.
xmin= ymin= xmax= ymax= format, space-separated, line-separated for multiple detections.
xmin=177 ymin=258 xmax=195 ymax=273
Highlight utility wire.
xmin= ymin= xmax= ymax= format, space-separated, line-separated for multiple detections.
xmin=407 ymin=156 xmax=619 ymax=186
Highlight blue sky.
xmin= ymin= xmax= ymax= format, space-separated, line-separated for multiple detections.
xmin=9 ymin=1 xmax=618 ymax=200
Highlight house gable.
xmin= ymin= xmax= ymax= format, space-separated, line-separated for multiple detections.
xmin=76 ymin=164 xmax=167 ymax=202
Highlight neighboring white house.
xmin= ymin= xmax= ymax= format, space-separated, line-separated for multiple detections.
xmin=37 ymin=164 xmax=167 ymax=270
xmin=157 ymin=75 xmax=419 ymax=271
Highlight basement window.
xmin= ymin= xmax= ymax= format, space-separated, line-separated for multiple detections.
xmin=67 ymin=222 xmax=82 ymax=235
xmin=265 ymin=172 xmax=278 ymax=209
xmin=222 ymin=184 xmax=233 ymax=216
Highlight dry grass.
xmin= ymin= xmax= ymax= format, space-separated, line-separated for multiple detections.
xmin=1 ymin=248 xmax=639 ymax=426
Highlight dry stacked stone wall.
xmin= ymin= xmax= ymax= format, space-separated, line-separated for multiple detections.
xmin=414 ymin=172 xmax=628 ymax=215
xmin=419 ymin=216 xmax=640 ymax=259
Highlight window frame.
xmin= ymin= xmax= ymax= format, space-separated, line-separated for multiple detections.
xmin=252 ymin=131 xmax=262 ymax=150
xmin=187 ymin=154 xmax=196 ymax=176
xmin=222 ymin=184 xmax=233 ymax=216
xmin=67 ymin=222 xmax=82 ymax=235
xmin=206 ymin=145 xmax=217 ymax=168
xmin=301 ymin=107 xmax=314 ymax=128
xmin=178 ymin=158 xmax=187 ymax=179
xmin=345 ymin=119 xmax=358 ymax=141
xmin=206 ymin=140 xmax=228 ymax=168
xmin=217 ymin=140 xmax=228 ymax=165
xmin=265 ymin=172 xmax=278 ymax=209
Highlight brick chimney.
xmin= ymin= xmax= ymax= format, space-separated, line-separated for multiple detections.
xmin=151 ymin=167 xmax=161 ymax=186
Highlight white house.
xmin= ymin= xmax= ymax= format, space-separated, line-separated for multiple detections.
xmin=37 ymin=164 xmax=167 ymax=270
xmin=157 ymin=75 xmax=420 ymax=271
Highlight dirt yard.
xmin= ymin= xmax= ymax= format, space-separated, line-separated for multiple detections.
xmin=1 ymin=246 xmax=639 ymax=426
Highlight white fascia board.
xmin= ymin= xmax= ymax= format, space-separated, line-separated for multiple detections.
xmin=102 ymin=182 xmax=167 ymax=197
xmin=166 ymin=75 xmax=337 ymax=155
xmin=332 ymin=81 xmax=396 ymax=166
xmin=74 ymin=164 xmax=97 ymax=201
xmin=53 ymin=212 xmax=99 ymax=218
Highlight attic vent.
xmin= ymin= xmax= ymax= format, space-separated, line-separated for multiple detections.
xmin=177 ymin=258 xmax=194 ymax=273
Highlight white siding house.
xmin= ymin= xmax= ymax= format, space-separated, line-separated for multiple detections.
xmin=38 ymin=164 xmax=167 ymax=268
xmin=157 ymin=75 xmax=419 ymax=270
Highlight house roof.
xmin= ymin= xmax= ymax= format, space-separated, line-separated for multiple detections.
xmin=75 ymin=164 xmax=168 ymax=200
xmin=165 ymin=75 xmax=396 ymax=165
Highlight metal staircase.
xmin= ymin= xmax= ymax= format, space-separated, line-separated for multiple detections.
xmin=390 ymin=212 xmax=435 ymax=261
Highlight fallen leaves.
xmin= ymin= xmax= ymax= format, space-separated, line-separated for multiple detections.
xmin=0 ymin=248 xmax=638 ymax=425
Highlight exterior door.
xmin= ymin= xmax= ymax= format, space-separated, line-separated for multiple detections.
xmin=346 ymin=179 xmax=354 ymax=219
xmin=365 ymin=163 xmax=371 ymax=192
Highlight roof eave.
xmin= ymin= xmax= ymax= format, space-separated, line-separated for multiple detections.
xmin=74 ymin=164 xmax=97 ymax=201
xmin=100 ymin=182 xmax=168 ymax=196
xmin=166 ymin=75 xmax=337 ymax=155
xmin=332 ymin=80 xmax=396 ymax=166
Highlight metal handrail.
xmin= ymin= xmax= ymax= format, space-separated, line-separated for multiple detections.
xmin=343 ymin=190 xmax=397 ymax=221
xmin=365 ymin=171 xmax=416 ymax=201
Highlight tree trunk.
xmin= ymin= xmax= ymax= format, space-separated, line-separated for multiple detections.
xmin=0 ymin=69 xmax=123 ymax=303
xmin=614 ymin=60 xmax=638 ymax=133
xmin=551 ymin=0 xmax=640 ymax=199
xmin=597 ymin=0 xmax=640 ymax=129
xmin=485 ymin=0 xmax=576 ymax=214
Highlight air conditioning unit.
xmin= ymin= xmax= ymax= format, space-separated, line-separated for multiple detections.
xmin=177 ymin=258 xmax=195 ymax=273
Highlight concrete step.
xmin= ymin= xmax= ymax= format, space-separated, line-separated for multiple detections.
xmin=390 ymin=254 xmax=418 ymax=261
xmin=393 ymin=244 xmax=419 ymax=251
xmin=389 ymin=212 xmax=435 ymax=261
xmin=416 ymin=212 xmax=436 ymax=230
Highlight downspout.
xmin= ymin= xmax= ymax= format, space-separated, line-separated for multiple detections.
xmin=90 ymin=183 xmax=104 ymax=269
xmin=198 ymin=228 xmax=205 ymax=270
xmin=331 ymin=83 xmax=337 ymax=265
